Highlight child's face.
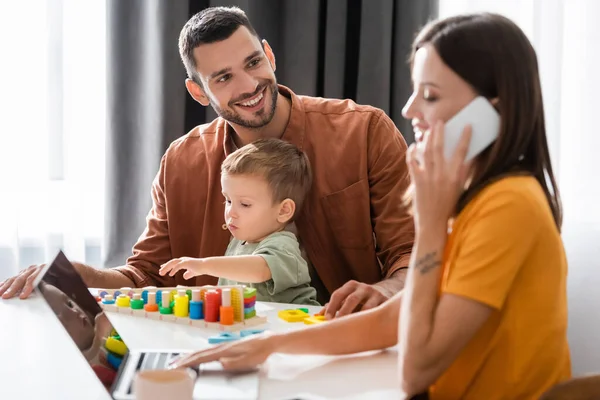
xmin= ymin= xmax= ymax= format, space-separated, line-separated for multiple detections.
xmin=41 ymin=282 xmax=96 ymax=351
xmin=221 ymin=173 xmax=286 ymax=242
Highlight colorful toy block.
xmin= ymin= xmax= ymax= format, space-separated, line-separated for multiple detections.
xmin=303 ymin=315 xmax=327 ymax=325
xmin=96 ymin=285 xmax=267 ymax=332
xmin=278 ymin=309 xmax=309 ymax=322
xmin=105 ymin=336 xmax=128 ymax=356
xmin=208 ymin=332 xmax=239 ymax=344
xmin=240 ymin=329 xmax=264 ymax=337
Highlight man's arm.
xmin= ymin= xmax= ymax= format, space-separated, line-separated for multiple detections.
xmin=112 ymin=154 xmax=178 ymax=289
xmin=367 ymin=110 xmax=415 ymax=279
xmin=323 ymin=110 xmax=414 ymax=318
xmin=373 ymin=267 xmax=408 ymax=298
xmin=0 ymin=261 xmax=135 ymax=300
xmin=73 ymin=262 xmax=136 ymax=288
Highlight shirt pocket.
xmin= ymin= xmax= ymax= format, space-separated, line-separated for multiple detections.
xmin=321 ymin=179 xmax=374 ymax=249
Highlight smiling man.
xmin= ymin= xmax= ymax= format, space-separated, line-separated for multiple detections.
xmin=0 ymin=6 xmax=414 ymax=319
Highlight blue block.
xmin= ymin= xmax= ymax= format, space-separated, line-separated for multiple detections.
xmin=156 ymin=290 xmax=162 ymax=305
xmin=106 ymin=352 xmax=123 ymax=370
xmin=208 ymin=332 xmax=240 ymax=344
xmin=240 ymin=329 xmax=264 ymax=337
xmin=141 ymin=290 xmax=148 ymax=304
xmin=99 ymin=290 xmax=108 ymax=298
xmin=190 ymin=301 xmax=204 ymax=320
xmin=113 ymin=291 xmax=121 ymax=298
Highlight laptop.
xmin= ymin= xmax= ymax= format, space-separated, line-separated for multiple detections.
xmin=33 ymin=251 xmax=259 ymax=400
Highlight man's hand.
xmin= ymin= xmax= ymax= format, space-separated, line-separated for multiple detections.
xmin=0 ymin=264 xmax=45 ymax=300
xmin=320 ymin=280 xmax=390 ymax=320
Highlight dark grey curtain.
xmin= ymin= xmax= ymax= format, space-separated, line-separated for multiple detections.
xmin=103 ymin=0 xmax=438 ymax=267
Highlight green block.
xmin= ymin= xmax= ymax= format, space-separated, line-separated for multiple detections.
xmin=159 ymin=306 xmax=173 ymax=315
xmin=244 ymin=309 xmax=256 ymax=319
xmin=131 ymin=299 xmax=144 ymax=310
xmin=296 ymin=308 xmax=309 ymax=314
xmin=186 ymin=289 xmax=192 ymax=301
xmin=243 ymin=287 xmax=257 ymax=299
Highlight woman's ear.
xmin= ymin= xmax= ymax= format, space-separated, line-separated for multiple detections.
xmin=490 ymin=97 xmax=500 ymax=106
xmin=277 ymin=199 xmax=295 ymax=224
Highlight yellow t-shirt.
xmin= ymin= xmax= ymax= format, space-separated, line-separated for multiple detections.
xmin=429 ymin=176 xmax=571 ymax=400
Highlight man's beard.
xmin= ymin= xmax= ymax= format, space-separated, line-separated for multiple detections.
xmin=211 ymin=79 xmax=278 ymax=129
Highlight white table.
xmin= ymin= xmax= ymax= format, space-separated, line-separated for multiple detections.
xmin=0 ymin=293 xmax=402 ymax=400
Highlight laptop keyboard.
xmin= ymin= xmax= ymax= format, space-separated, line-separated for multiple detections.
xmin=136 ymin=352 xmax=181 ymax=371
xmin=114 ymin=351 xmax=259 ymax=400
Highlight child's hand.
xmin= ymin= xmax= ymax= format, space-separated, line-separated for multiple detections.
xmin=159 ymin=257 xmax=205 ymax=279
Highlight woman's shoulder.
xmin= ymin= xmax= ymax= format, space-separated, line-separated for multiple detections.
xmin=461 ymin=175 xmax=550 ymax=220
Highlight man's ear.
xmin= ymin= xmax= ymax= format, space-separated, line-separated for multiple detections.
xmin=185 ymin=78 xmax=210 ymax=106
xmin=262 ymin=39 xmax=276 ymax=72
xmin=277 ymin=199 xmax=295 ymax=224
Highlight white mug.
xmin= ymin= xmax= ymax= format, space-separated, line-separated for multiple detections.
xmin=133 ymin=368 xmax=197 ymax=400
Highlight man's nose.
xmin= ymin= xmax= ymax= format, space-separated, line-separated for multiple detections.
xmin=238 ymin=72 xmax=259 ymax=97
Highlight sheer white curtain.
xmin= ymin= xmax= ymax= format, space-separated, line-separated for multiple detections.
xmin=439 ymin=0 xmax=600 ymax=375
xmin=0 ymin=0 xmax=106 ymax=281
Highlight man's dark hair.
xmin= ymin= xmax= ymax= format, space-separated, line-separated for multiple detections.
xmin=178 ymin=6 xmax=259 ymax=85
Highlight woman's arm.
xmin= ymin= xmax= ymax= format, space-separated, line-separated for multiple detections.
xmin=275 ymin=290 xmax=402 ymax=355
xmin=398 ymin=228 xmax=492 ymax=396
xmin=399 ymin=124 xmax=493 ymax=395
xmin=171 ymin=291 xmax=402 ymax=370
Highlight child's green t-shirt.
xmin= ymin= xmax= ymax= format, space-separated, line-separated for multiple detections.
xmin=218 ymin=231 xmax=320 ymax=306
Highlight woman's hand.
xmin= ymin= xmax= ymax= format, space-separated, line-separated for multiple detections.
xmin=407 ymin=121 xmax=472 ymax=233
xmin=169 ymin=332 xmax=279 ymax=371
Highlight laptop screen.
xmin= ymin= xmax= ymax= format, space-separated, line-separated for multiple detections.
xmin=34 ymin=251 xmax=126 ymax=390
xmin=34 ymin=251 xmax=260 ymax=400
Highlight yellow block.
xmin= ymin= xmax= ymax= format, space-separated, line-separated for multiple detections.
xmin=278 ymin=309 xmax=309 ymax=323
xmin=304 ymin=315 xmax=327 ymax=325
xmin=116 ymin=294 xmax=130 ymax=308
xmin=231 ymin=287 xmax=243 ymax=322
xmin=174 ymin=294 xmax=189 ymax=318
xmin=105 ymin=337 xmax=128 ymax=356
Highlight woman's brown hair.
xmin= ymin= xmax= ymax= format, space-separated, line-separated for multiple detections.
xmin=410 ymin=13 xmax=562 ymax=229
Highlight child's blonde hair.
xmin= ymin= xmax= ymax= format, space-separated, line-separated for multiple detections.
xmin=221 ymin=138 xmax=312 ymax=220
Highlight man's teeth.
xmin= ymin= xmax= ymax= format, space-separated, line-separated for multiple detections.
xmin=239 ymin=91 xmax=263 ymax=107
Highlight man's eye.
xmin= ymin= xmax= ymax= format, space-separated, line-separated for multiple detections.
xmin=218 ymin=74 xmax=231 ymax=83
xmin=248 ymin=59 xmax=260 ymax=68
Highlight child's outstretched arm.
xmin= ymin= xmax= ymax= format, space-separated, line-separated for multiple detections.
xmin=159 ymin=256 xmax=272 ymax=282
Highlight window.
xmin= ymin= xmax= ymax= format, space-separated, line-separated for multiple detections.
xmin=0 ymin=0 xmax=106 ymax=277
